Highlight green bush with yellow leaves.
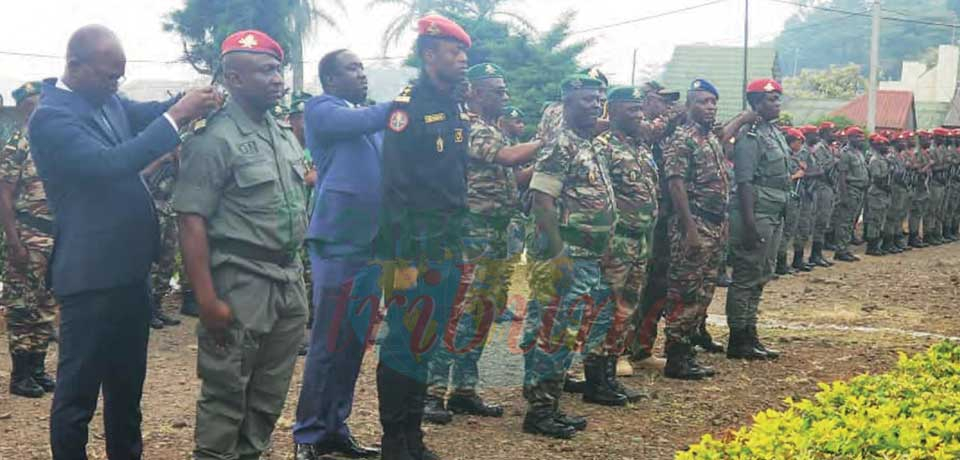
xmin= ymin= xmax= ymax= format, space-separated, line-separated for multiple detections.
xmin=677 ymin=342 xmax=960 ymax=460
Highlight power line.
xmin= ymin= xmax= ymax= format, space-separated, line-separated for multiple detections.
xmin=570 ymin=0 xmax=730 ymax=35
xmin=764 ymin=0 xmax=959 ymax=29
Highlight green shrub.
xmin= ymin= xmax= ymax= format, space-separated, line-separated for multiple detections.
xmin=678 ymin=342 xmax=960 ymax=460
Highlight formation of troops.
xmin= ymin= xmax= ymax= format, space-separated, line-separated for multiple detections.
xmin=2 ymin=13 xmax=960 ymax=460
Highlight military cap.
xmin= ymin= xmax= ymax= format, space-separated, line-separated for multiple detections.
xmin=688 ymin=78 xmax=719 ymax=99
xmin=221 ymin=30 xmax=284 ymax=61
xmin=819 ymin=121 xmax=837 ymax=131
xmin=502 ymin=106 xmax=524 ymax=119
xmin=418 ymin=15 xmax=472 ymax=48
xmin=785 ymin=127 xmax=805 ymax=141
xmin=952 ymin=129 xmax=960 ymax=137
xmin=561 ymin=74 xmax=604 ymax=96
xmin=289 ymin=91 xmax=313 ymax=115
xmin=467 ymin=63 xmax=505 ymax=82
xmin=585 ymin=67 xmax=609 ymax=88
xmin=917 ymin=130 xmax=932 ymax=138
xmin=12 ymin=81 xmax=42 ymax=106
xmin=607 ymin=86 xmax=647 ymax=103
xmin=933 ymin=127 xmax=951 ymax=137
xmin=899 ymin=131 xmax=913 ymax=140
xmin=869 ymin=133 xmax=889 ymax=144
xmin=843 ymin=126 xmax=864 ymax=136
xmin=746 ymin=78 xmax=783 ymax=94
xmin=640 ymin=80 xmax=680 ymax=102
xmin=799 ymin=125 xmax=818 ymax=135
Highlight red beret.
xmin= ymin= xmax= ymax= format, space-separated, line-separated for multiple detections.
xmin=418 ymin=15 xmax=472 ymax=48
xmin=898 ymin=131 xmax=913 ymax=140
xmin=917 ymin=130 xmax=932 ymax=138
xmin=933 ymin=127 xmax=950 ymax=137
xmin=221 ymin=30 xmax=284 ymax=62
xmin=746 ymin=78 xmax=782 ymax=94
xmin=799 ymin=125 xmax=818 ymax=135
xmin=819 ymin=121 xmax=836 ymax=131
xmin=952 ymin=129 xmax=960 ymax=137
xmin=869 ymin=134 xmax=889 ymax=144
xmin=844 ymin=126 xmax=864 ymax=136
xmin=785 ymin=128 xmax=805 ymax=140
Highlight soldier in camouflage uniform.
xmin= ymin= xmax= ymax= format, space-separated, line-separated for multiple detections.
xmin=833 ymin=127 xmax=869 ymax=262
xmin=927 ymin=128 xmax=952 ymax=245
xmin=864 ymin=135 xmax=893 ymax=256
xmin=425 ymin=64 xmax=541 ymax=422
xmin=0 ymin=82 xmax=57 ymax=398
xmin=144 ymin=150 xmax=183 ymax=329
xmin=775 ymin=128 xmax=807 ymax=275
xmin=500 ymin=106 xmax=533 ymax=264
xmin=806 ymin=122 xmax=838 ymax=266
xmin=885 ymin=132 xmax=912 ymax=253
xmin=658 ymin=79 xmax=730 ymax=379
xmin=791 ymin=125 xmax=819 ymax=271
xmin=583 ymin=86 xmax=658 ymax=402
xmin=946 ymin=130 xmax=960 ymax=242
xmin=523 ymin=75 xmax=613 ymax=439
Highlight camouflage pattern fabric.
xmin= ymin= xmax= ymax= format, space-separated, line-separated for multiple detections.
xmin=778 ymin=153 xmax=805 ymax=256
xmin=660 ymin=121 xmax=730 ymax=220
xmin=947 ymin=147 xmax=960 ymax=232
xmin=465 ymin=114 xmax=519 ymax=219
xmin=864 ymin=149 xmax=892 ymax=240
xmin=811 ymin=142 xmax=837 ymax=243
xmin=886 ymin=150 xmax=910 ymax=240
xmin=908 ymin=148 xmax=932 ymax=237
xmin=534 ymin=102 xmax=563 ymax=146
xmin=927 ymin=145 xmax=949 ymax=236
xmin=793 ymin=146 xmax=816 ymax=250
xmin=0 ymin=129 xmax=56 ymax=354
xmin=834 ymin=146 xmax=869 ymax=252
xmin=146 ymin=159 xmax=179 ymax=309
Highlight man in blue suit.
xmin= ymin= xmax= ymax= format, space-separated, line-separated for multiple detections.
xmin=28 ymin=25 xmax=218 ymax=460
xmin=292 ymin=49 xmax=391 ymax=460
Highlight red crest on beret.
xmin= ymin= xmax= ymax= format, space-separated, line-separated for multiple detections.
xmin=819 ymin=121 xmax=836 ymax=131
xmin=221 ymin=30 xmax=284 ymax=62
xmin=746 ymin=78 xmax=782 ymax=94
xmin=799 ymin=125 xmax=818 ymax=134
xmin=417 ymin=15 xmax=472 ymax=48
xmin=843 ymin=126 xmax=864 ymax=136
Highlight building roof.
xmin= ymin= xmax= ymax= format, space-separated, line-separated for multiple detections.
xmin=660 ymin=45 xmax=781 ymax=121
xmin=943 ymin=87 xmax=960 ymax=127
xmin=830 ymin=90 xmax=916 ymax=130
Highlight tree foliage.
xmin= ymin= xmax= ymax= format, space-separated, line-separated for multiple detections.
xmin=774 ymin=0 xmax=956 ymax=80
xmin=164 ymin=0 xmax=342 ymax=76
xmin=783 ymin=64 xmax=865 ymax=99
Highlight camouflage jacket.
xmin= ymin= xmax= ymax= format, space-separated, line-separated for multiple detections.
xmin=466 ymin=113 xmax=518 ymax=221
xmin=535 ymin=102 xmax=563 ymax=147
xmin=0 ymin=128 xmax=53 ymax=234
xmin=594 ymin=130 xmax=658 ymax=234
xmin=661 ymin=120 xmax=730 ymax=220
xmin=838 ymin=146 xmax=869 ymax=189
xmin=811 ymin=141 xmax=836 ymax=187
xmin=529 ymin=127 xmax=617 ymax=258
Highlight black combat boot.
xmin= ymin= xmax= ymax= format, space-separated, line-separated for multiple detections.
xmin=909 ymin=232 xmax=924 ymax=248
xmin=809 ymin=242 xmax=833 ymax=267
xmin=603 ymin=356 xmax=647 ymax=403
xmin=748 ymin=325 xmax=781 ymax=359
xmin=377 ymin=365 xmax=416 ymax=460
xmin=423 ymin=395 xmax=452 ymax=425
xmin=929 ymin=232 xmax=944 ymax=246
xmin=834 ymin=250 xmax=859 ymax=262
xmin=155 ymin=310 xmax=181 ymax=326
xmin=9 ymin=353 xmax=44 ymax=398
xmin=897 ymin=233 xmax=911 ymax=251
xmin=866 ymin=238 xmax=883 ymax=256
xmin=792 ymin=249 xmax=813 ymax=272
xmin=884 ymin=235 xmax=902 ymax=254
xmin=522 ymin=410 xmax=576 ymax=439
xmin=30 ymin=352 xmax=56 ymax=392
xmin=582 ymin=355 xmax=627 ymax=406
xmin=562 ymin=374 xmax=585 ymax=394
xmin=180 ymin=288 xmax=199 ymax=317
xmin=447 ymin=392 xmax=503 ymax=417
xmin=693 ymin=321 xmax=725 ymax=354
xmin=726 ymin=328 xmax=769 ymax=360
xmin=664 ymin=342 xmax=716 ymax=380
xmin=554 ymin=412 xmax=587 ymax=431
xmin=775 ymin=253 xmax=793 ymax=275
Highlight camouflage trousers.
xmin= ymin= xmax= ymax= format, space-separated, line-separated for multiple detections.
xmin=948 ymin=183 xmax=960 ymax=228
xmin=506 ymin=215 xmax=531 ymax=259
xmin=778 ymin=196 xmax=804 ymax=256
xmin=4 ymin=228 xmax=56 ymax=354
xmin=522 ymin=256 xmax=609 ymax=415
xmin=587 ymin=229 xmax=652 ymax=358
xmin=908 ymin=187 xmax=929 ymax=236
xmin=863 ymin=187 xmax=891 ymax=240
xmin=726 ymin=210 xmax=782 ymax=330
xmin=926 ymin=183 xmax=947 ymax=237
xmin=427 ymin=223 xmax=517 ymax=398
xmin=628 ymin=215 xmax=669 ymax=361
xmin=150 ymin=212 xmax=179 ymax=310
xmin=886 ymin=185 xmax=909 ymax=238
xmin=662 ymin=214 xmax=726 ymax=345
xmin=811 ymin=184 xmax=835 ymax=243
xmin=834 ymin=187 xmax=865 ymax=253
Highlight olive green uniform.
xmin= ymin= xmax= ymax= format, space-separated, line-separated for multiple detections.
xmin=864 ymin=148 xmax=892 ymax=241
xmin=726 ymin=120 xmax=790 ymax=331
xmin=886 ymin=149 xmax=910 ymax=246
xmin=927 ymin=144 xmax=950 ymax=240
xmin=908 ymin=147 xmax=932 ymax=239
xmin=173 ymin=101 xmax=309 ymax=460
xmin=834 ymin=146 xmax=869 ymax=254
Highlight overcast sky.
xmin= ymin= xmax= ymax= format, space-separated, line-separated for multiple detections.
xmin=0 ymin=0 xmax=800 ymax=100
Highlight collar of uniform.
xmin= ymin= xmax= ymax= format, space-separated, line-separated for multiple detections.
xmin=223 ymin=100 xmax=273 ymax=137
xmin=417 ymin=75 xmax=457 ymax=102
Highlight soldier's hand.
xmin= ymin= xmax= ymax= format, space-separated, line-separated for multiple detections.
xmin=683 ymin=230 xmax=703 ymax=255
xmin=7 ymin=242 xmax=29 ymax=273
xmin=742 ymin=227 xmax=764 ymax=251
xmin=168 ymin=87 xmax=223 ymax=128
xmin=199 ymin=298 xmax=234 ymax=347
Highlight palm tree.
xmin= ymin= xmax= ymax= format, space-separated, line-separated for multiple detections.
xmin=367 ymin=0 xmax=532 ymax=55
xmin=288 ymin=0 xmax=345 ymax=92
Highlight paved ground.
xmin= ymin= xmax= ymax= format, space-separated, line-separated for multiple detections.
xmin=0 ymin=241 xmax=957 ymax=459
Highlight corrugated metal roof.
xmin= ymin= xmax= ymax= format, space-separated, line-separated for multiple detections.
xmin=660 ymin=45 xmax=780 ymax=121
xmin=830 ymin=90 xmax=916 ymax=130
xmin=943 ymin=88 xmax=960 ymax=127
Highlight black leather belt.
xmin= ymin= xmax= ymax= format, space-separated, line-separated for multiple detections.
xmin=16 ymin=212 xmax=53 ymax=235
xmin=215 ymin=239 xmax=297 ymax=266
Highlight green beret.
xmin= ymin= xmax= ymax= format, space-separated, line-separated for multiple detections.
xmin=466 ymin=63 xmax=505 ymax=82
xmin=289 ymin=91 xmax=313 ymax=115
xmin=502 ymin=106 xmax=525 ymax=119
xmin=12 ymin=81 xmax=42 ymax=105
xmin=607 ymin=86 xmax=646 ymax=103
xmin=561 ymin=74 xmax=604 ymax=96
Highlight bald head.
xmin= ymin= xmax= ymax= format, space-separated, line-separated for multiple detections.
xmin=62 ymin=25 xmax=126 ymax=106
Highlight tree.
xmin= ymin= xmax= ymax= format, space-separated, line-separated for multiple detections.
xmin=783 ymin=64 xmax=865 ymax=99
xmin=164 ymin=0 xmax=343 ymax=88
xmin=774 ymin=0 xmax=956 ymax=80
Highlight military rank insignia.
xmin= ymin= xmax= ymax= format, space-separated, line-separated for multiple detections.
xmin=436 ymin=136 xmax=445 ymax=153
xmin=454 ymin=129 xmax=464 ymax=143
xmin=388 ymin=110 xmax=410 ymax=133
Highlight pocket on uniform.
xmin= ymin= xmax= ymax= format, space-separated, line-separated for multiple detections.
xmin=196 ymin=324 xmax=245 ymax=394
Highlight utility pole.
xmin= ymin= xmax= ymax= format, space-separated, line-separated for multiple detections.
xmin=742 ymin=0 xmax=749 ymax=110
xmin=631 ymin=48 xmax=638 ymax=86
xmin=867 ymin=0 xmax=880 ymax=132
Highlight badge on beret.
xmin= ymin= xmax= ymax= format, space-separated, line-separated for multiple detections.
xmin=692 ymin=80 xmax=701 ymax=89
xmin=238 ymin=34 xmax=259 ymax=48
xmin=588 ymin=68 xmax=602 ymax=80
xmin=510 ymin=109 xmax=520 ymax=118
xmin=632 ymin=88 xmax=643 ymax=99
xmin=388 ymin=110 xmax=409 ymax=133
xmin=485 ymin=64 xmax=497 ymax=75
xmin=763 ymin=82 xmax=775 ymax=92
xmin=427 ymin=22 xmax=441 ymax=35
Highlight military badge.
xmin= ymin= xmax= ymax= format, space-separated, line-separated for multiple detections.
xmin=436 ymin=136 xmax=445 ymax=153
xmin=388 ymin=110 xmax=410 ymax=133
xmin=238 ymin=34 xmax=259 ymax=48
xmin=454 ymin=129 xmax=464 ymax=143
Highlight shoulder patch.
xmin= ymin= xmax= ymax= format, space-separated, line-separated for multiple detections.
xmin=388 ymin=110 xmax=410 ymax=133
xmin=394 ymin=86 xmax=413 ymax=104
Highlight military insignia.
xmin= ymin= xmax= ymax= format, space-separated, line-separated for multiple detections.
xmin=454 ymin=129 xmax=464 ymax=143
xmin=395 ymin=86 xmax=412 ymax=104
xmin=426 ymin=22 xmax=441 ymax=35
xmin=436 ymin=136 xmax=445 ymax=153
xmin=588 ymin=168 xmax=598 ymax=184
xmin=459 ymin=112 xmax=470 ymax=121
xmin=424 ymin=113 xmax=446 ymax=124
xmin=23 ymin=82 xmax=34 ymax=93
xmin=510 ymin=109 xmax=520 ymax=118
xmin=632 ymin=88 xmax=644 ymax=99
xmin=484 ymin=64 xmax=497 ymax=75
xmin=587 ymin=68 xmax=601 ymax=79
xmin=238 ymin=33 xmax=259 ymax=48
xmin=191 ymin=118 xmax=207 ymax=133
xmin=763 ymin=82 xmax=776 ymax=92
xmin=238 ymin=141 xmax=259 ymax=154
xmin=692 ymin=80 xmax=702 ymax=89
xmin=388 ymin=110 xmax=410 ymax=133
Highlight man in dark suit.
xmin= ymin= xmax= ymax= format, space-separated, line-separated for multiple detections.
xmin=292 ymin=49 xmax=391 ymax=460
xmin=27 ymin=25 xmax=218 ymax=460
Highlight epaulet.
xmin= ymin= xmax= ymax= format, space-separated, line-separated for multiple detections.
xmin=188 ymin=106 xmax=226 ymax=136
xmin=4 ymin=130 xmax=22 ymax=149
xmin=594 ymin=131 xmax=611 ymax=145
xmin=394 ymin=86 xmax=413 ymax=104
